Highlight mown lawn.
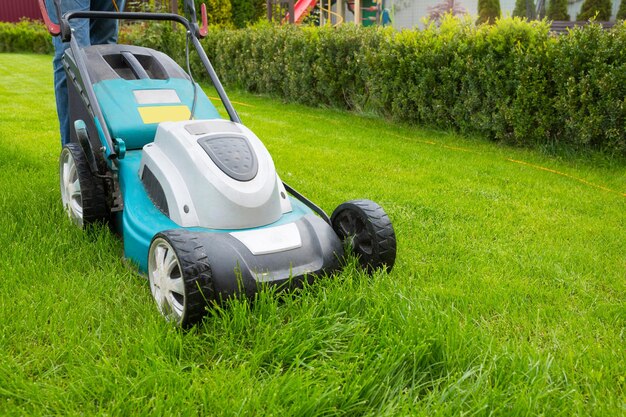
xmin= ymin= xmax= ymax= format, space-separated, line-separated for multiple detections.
xmin=0 ymin=53 xmax=624 ymax=416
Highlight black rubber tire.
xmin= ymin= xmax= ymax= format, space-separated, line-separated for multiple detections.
xmin=59 ymin=143 xmax=108 ymax=228
xmin=331 ymin=199 xmax=396 ymax=273
xmin=148 ymin=230 xmax=215 ymax=328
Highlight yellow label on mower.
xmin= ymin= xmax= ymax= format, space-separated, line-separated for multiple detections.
xmin=137 ymin=105 xmax=191 ymax=124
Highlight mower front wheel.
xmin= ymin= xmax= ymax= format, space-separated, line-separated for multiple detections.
xmin=59 ymin=143 xmax=108 ymax=228
xmin=331 ymin=199 xmax=396 ymax=273
xmin=148 ymin=231 xmax=215 ymax=327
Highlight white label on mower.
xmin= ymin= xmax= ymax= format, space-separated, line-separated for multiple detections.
xmin=133 ymin=89 xmax=181 ymax=105
xmin=230 ymin=223 xmax=302 ymax=256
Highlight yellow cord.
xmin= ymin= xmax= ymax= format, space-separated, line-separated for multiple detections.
xmin=208 ymin=96 xmax=254 ymax=108
xmin=387 ymin=132 xmax=625 ymax=198
xmin=112 ymin=0 xmax=119 ymax=12
xmin=506 ymin=159 xmax=626 ymax=197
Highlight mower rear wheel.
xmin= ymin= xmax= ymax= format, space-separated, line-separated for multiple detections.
xmin=331 ymin=199 xmax=396 ymax=273
xmin=59 ymin=143 xmax=108 ymax=228
xmin=148 ymin=231 xmax=214 ymax=327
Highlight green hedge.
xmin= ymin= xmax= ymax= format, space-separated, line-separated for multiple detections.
xmin=199 ymin=18 xmax=625 ymax=155
xmin=3 ymin=17 xmax=626 ymax=155
xmin=0 ymin=20 xmax=53 ymax=54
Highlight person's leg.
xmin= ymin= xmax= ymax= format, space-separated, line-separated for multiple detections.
xmin=90 ymin=0 xmax=126 ymax=45
xmin=46 ymin=0 xmax=91 ymax=145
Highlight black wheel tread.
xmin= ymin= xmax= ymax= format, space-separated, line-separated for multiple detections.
xmin=154 ymin=230 xmax=215 ymax=327
xmin=331 ymin=199 xmax=397 ymax=273
xmin=62 ymin=143 xmax=108 ymax=226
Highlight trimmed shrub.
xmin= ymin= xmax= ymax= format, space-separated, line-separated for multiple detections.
xmin=0 ymin=19 xmax=53 ymax=54
xmin=577 ymin=0 xmax=613 ymax=20
xmin=477 ymin=0 xmax=501 ymax=24
xmin=551 ymin=24 xmax=626 ymax=152
xmin=205 ymin=19 xmax=626 ymax=155
xmin=547 ymin=0 xmax=570 ymax=20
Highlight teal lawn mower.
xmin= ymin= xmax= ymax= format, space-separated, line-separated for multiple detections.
xmin=42 ymin=0 xmax=396 ymax=327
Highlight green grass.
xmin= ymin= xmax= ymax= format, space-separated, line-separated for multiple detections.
xmin=0 ymin=53 xmax=624 ymax=416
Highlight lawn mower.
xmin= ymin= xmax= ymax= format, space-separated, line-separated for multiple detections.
xmin=41 ymin=0 xmax=396 ymax=327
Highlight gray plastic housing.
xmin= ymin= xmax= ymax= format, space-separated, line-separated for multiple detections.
xmin=139 ymin=119 xmax=292 ymax=230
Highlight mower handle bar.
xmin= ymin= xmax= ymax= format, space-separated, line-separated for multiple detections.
xmin=65 ymin=11 xmax=200 ymax=39
xmin=39 ymin=2 xmax=208 ymax=40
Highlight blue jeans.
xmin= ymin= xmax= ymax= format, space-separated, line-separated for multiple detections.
xmin=46 ymin=0 xmax=126 ymax=145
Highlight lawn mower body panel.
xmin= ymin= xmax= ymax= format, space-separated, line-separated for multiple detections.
xmin=185 ymin=216 xmax=342 ymax=299
xmin=65 ymin=44 xmax=221 ymax=152
xmin=140 ymin=119 xmax=293 ymax=229
xmin=93 ymin=78 xmax=220 ymax=149
xmin=116 ymin=150 xmax=342 ymax=281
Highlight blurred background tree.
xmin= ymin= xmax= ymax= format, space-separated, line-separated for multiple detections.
xmin=547 ymin=0 xmax=570 ymax=20
xmin=512 ymin=0 xmax=536 ymax=19
xmin=577 ymin=0 xmax=612 ymax=20
xmin=477 ymin=0 xmax=501 ymax=23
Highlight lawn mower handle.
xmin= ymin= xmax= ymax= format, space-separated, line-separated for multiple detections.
xmin=41 ymin=7 xmax=240 ymax=164
xmin=183 ymin=0 xmax=209 ymax=38
xmin=63 ymin=11 xmax=194 ymax=42
xmin=37 ymin=0 xmax=60 ymax=36
xmin=39 ymin=0 xmax=208 ymax=40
